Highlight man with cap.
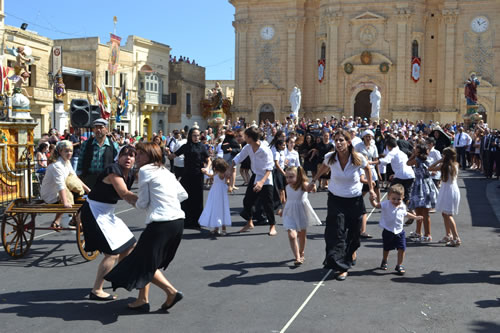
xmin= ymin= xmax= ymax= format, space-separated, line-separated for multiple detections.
xmin=348 ymin=127 xmax=362 ymax=146
xmin=77 ymin=118 xmax=119 ymax=189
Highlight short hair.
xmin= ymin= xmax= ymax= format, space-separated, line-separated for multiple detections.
xmin=244 ymin=127 xmax=260 ymax=142
xmin=385 ymin=137 xmax=397 ymax=148
xmin=212 ymin=158 xmax=229 ymax=173
xmin=388 ymin=184 xmax=405 ymax=197
xmin=136 ymin=142 xmax=163 ymax=167
xmin=426 ymin=137 xmax=436 ymax=146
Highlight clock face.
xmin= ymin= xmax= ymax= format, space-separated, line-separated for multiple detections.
xmin=471 ymin=16 xmax=489 ymax=33
xmin=260 ymin=26 xmax=275 ymax=40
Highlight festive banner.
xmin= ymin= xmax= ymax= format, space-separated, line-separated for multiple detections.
xmin=108 ymin=34 xmax=121 ymax=75
xmin=411 ymin=57 xmax=421 ymax=83
xmin=52 ymin=46 xmax=62 ymax=76
xmin=318 ymin=59 xmax=325 ymax=83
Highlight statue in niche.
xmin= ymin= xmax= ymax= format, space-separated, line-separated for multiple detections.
xmin=289 ymin=85 xmax=301 ymax=119
xmin=464 ymin=73 xmax=480 ymax=106
xmin=370 ymin=86 xmax=381 ymax=119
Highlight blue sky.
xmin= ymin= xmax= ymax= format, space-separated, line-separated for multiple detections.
xmin=4 ymin=0 xmax=236 ymax=80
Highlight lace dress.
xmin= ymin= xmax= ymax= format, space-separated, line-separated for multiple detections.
xmin=408 ymin=158 xmax=438 ymax=210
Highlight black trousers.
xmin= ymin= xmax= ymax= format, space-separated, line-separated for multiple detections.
xmin=241 ymin=174 xmax=275 ymax=225
xmin=324 ymin=193 xmax=365 ymax=272
xmin=483 ymin=151 xmax=494 ymax=178
xmin=180 ymin=173 xmax=204 ymax=227
xmin=456 ymin=146 xmax=467 ymax=169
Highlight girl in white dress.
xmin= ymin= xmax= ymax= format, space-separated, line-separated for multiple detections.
xmin=283 ymin=166 xmax=321 ymax=266
xmin=199 ymin=158 xmax=232 ymax=235
xmin=429 ymin=147 xmax=461 ymax=247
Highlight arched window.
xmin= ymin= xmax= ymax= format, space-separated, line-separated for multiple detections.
xmin=321 ymin=43 xmax=326 ymax=60
xmin=412 ymin=40 xmax=419 ymax=58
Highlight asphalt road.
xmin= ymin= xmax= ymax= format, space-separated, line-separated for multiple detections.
xmin=0 ymin=171 xmax=499 ymax=333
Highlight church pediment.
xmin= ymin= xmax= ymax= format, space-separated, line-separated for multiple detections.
xmin=341 ymin=52 xmax=393 ymax=66
xmin=351 ymin=11 xmax=386 ymax=23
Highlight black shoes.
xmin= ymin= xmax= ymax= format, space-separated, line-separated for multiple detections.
xmin=161 ymin=291 xmax=184 ymax=311
xmin=89 ymin=292 xmax=116 ymax=301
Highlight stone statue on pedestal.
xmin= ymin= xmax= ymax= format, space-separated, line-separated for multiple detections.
xmin=289 ymin=85 xmax=301 ymax=119
xmin=464 ymin=73 xmax=480 ymax=106
xmin=370 ymin=86 xmax=381 ymax=119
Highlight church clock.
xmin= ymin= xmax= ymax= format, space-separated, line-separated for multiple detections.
xmin=260 ymin=26 xmax=275 ymax=40
xmin=470 ymin=16 xmax=489 ymax=33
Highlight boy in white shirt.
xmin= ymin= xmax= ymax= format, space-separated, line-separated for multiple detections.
xmin=370 ymin=184 xmax=423 ymax=275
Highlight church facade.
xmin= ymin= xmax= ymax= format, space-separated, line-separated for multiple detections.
xmin=230 ymin=0 xmax=500 ymax=128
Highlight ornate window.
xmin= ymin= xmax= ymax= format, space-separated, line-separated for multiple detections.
xmin=321 ymin=43 xmax=326 ymax=60
xmin=412 ymin=40 xmax=419 ymax=58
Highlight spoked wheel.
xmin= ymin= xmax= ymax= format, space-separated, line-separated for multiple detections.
xmin=1 ymin=212 xmax=36 ymax=258
xmin=75 ymin=213 xmax=99 ymax=261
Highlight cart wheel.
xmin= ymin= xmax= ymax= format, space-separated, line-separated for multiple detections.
xmin=75 ymin=213 xmax=99 ymax=261
xmin=1 ymin=212 xmax=36 ymax=258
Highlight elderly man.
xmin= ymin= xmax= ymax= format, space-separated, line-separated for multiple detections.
xmin=77 ymin=118 xmax=119 ymax=189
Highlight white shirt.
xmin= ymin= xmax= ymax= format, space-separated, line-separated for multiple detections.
xmin=351 ymin=136 xmax=362 ymax=147
xmin=379 ymin=200 xmax=407 ymax=234
xmin=233 ymin=143 xmax=274 ymax=186
xmin=355 ymin=141 xmax=379 ymax=181
xmin=379 ymin=147 xmax=415 ymax=180
xmin=454 ymin=132 xmax=472 ymax=148
xmin=323 ymin=152 xmax=368 ymax=198
xmin=215 ymin=143 xmax=224 ymax=158
xmin=172 ymin=139 xmax=186 ymax=168
xmin=40 ymin=158 xmax=76 ymax=204
xmin=285 ymin=148 xmax=300 ymax=167
xmin=136 ymin=164 xmax=188 ymax=224
xmin=428 ymin=147 xmax=442 ymax=180
xmin=273 ymin=148 xmax=286 ymax=170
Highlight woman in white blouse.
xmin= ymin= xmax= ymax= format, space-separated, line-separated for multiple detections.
xmin=308 ymin=130 xmax=376 ymax=281
xmin=105 ymin=143 xmax=187 ymax=313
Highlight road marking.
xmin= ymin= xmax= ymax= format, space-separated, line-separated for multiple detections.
xmin=279 ymin=193 xmax=386 ymax=333
xmin=34 ymin=231 xmax=56 ymax=240
xmin=32 ymin=207 xmax=136 ymax=241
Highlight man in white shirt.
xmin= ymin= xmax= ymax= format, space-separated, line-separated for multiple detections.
xmin=171 ymin=132 xmax=187 ymax=179
xmin=426 ymin=137 xmax=442 ymax=187
xmin=232 ymin=127 xmax=277 ymax=236
xmin=379 ymin=137 xmax=415 ymax=205
xmin=454 ymin=126 xmax=472 ymax=169
xmin=349 ymin=127 xmax=362 ymax=147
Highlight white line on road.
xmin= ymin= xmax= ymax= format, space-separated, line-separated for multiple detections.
xmin=279 ymin=192 xmax=387 ymax=333
xmin=33 ymin=207 xmax=136 ymax=241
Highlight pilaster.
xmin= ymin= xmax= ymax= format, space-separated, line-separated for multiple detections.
xmin=441 ymin=8 xmax=459 ymax=108
xmin=395 ymin=8 xmax=412 ymax=107
xmin=325 ymin=12 xmax=341 ymax=106
xmin=233 ymin=19 xmax=250 ymax=110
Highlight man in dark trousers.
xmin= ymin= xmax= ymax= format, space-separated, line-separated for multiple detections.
xmin=77 ymin=118 xmax=119 ymax=189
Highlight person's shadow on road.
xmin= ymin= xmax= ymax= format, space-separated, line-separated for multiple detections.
xmin=0 ymin=288 xmax=147 ymax=324
xmin=391 ymin=269 xmax=500 ymax=285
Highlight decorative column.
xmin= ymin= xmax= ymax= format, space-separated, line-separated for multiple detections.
xmin=395 ymin=8 xmax=411 ymax=107
xmin=286 ymin=17 xmax=298 ymax=97
xmin=326 ymin=12 xmax=341 ymax=106
xmin=232 ymin=19 xmax=250 ymax=112
xmin=442 ymin=9 xmax=459 ymax=108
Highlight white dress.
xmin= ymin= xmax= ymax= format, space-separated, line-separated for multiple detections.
xmin=435 ymin=165 xmax=460 ymax=216
xmin=199 ymin=174 xmax=231 ymax=227
xmin=282 ymin=185 xmax=322 ymax=230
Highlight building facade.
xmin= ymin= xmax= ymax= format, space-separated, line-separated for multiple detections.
xmin=230 ymin=0 xmax=500 ymax=128
xmin=169 ymin=61 xmax=206 ymax=131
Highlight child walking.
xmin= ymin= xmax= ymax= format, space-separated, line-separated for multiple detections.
xmin=199 ymin=158 xmax=231 ymax=235
xmin=429 ymin=147 xmax=461 ymax=247
xmin=282 ymin=166 xmax=321 ymax=266
xmin=370 ymin=184 xmax=423 ymax=275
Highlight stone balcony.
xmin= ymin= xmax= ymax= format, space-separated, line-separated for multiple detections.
xmin=25 ymin=87 xmax=53 ymax=105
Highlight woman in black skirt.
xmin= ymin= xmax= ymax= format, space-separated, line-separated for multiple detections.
xmin=299 ymin=133 xmax=317 ymax=177
xmin=105 ymin=143 xmax=187 ymax=312
xmin=308 ymin=130 xmax=376 ymax=281
xmin=170 ymin=128 xmax=211 ymax=229
xmin=81 ymin=145 xmax=138 ymax=301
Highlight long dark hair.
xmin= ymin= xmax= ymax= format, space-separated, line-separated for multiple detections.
xmin=270 ymin=130 xmax=285 ymax=147
xmin=327 ymin=130 xmax=362 ymax=166
xmin=415 ymin=144 xmax=428 ymax=162
xmin=441 ymin=147 xmax=458 ymax=182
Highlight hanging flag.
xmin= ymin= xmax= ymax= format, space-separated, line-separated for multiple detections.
xmin=0 ymin=57 xmax=10 ymax=94
xmin=96 ymin=86 xmax=107 ymax=119
xmin=411 ymin=57 xmax=421 ymax=83
xmin=100 ymin=82 xmax=111 ymax=118
xmin=318 ymin=59 xmax=325 ymax=83
xmin=108 ymin=34 xmax=121 ymax=75
xmin=116 ymin=85 xmax=126 ymax=122
xmin=122 ymin=91 xmax=129 ymax=117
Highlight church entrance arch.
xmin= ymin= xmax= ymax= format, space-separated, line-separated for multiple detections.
xmin=259 ymin=104 xmax=275 ymax=123
xmin=354 ymin=90 xmax=372 ymax=120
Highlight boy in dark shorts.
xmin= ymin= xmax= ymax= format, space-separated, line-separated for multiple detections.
xmin=370 ymin=184 xmax=423 ymax=275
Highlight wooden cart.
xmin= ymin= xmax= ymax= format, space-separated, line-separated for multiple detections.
xmin=1 ymin=198 xmax=98 ymax=261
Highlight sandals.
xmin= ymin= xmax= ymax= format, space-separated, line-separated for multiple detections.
xmin=50 ymin=221 xmax=62 ymax=232
xmin=438 ymin=235 xmax=453 ymax=243
xmin=395 ymin=265 xmax=406 ymax=275
xmin=380 ymin=260 xmax=388 ymax=270
xmin=445 ymin=238 xmax=461 ymax=247
xmin=294 ymin=259 xmax=303 ymax=266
